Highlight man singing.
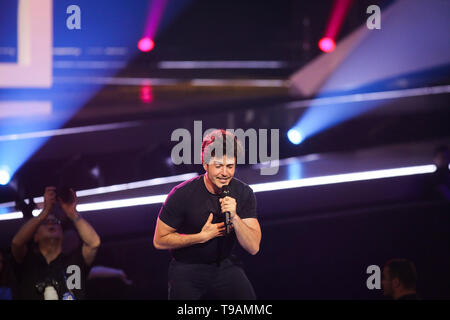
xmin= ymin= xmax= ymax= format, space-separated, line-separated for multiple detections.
xmin=153 ymin=129 xmax=261 ymax=300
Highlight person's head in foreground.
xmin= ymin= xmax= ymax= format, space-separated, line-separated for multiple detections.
xmin=33 ymin=214 xmax=64 ymax=247
xmin=434 ymin=145 xmax=449 ymax=170
xmin=382 ymin=258 xmax=419 ymax=300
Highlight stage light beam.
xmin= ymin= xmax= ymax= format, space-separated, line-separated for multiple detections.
xmin=0 ymin=165 xmax=436 ymax=219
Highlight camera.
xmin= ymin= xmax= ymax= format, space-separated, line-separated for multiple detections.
xmin=35 ymin=278 xmax=60 ymax=294
xmin=56 ymin=186 xmax=74 ymax=204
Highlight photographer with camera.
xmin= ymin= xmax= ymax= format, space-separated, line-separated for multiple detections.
xmin=11 ymin=186 xmax=101 ymax=300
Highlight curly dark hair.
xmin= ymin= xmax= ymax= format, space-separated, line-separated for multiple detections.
xmin=201 ymin=129 xmax=243 ymax=164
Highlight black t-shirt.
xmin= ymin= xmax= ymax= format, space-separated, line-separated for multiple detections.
xmin=13 ymin=245 xmax=90 ymax=300
xmin=158 ymin=175 xmax=257 ymax=264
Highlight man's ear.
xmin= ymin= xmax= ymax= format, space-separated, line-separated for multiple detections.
xmin=202 ymin=161 xmax=208 ymax=172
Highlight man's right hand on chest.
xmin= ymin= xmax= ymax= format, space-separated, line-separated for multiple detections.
xmin=199 ymin=213 xmax=226 ymax=243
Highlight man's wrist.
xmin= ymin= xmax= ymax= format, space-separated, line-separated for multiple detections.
xmin=37 ymin=208 xmax=49 ymax=222
xmin=197 ymin=231 xmax=209 ymax=244
xmin=70 ymin=211 xmax=81 ymax=222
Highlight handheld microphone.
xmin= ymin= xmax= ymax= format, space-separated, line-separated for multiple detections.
xmin=220 ymin=185 xmax=232 ymax=234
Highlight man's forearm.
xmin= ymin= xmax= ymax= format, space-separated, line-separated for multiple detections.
xmin=70 ymin=212 xmax=101 ymax=248
xmin=154 ymin=232 xmax=205 ymax=250
xmin=12 ymin=208 xmax=48 ymax=246
xmin=231 ymin=215 xmax=261 ymax=255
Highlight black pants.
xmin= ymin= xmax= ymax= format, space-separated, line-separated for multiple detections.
xmin=168 ymin=258 xmax=256 ymax=300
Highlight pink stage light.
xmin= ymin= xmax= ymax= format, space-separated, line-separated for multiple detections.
xmin=318 ymin=0 xmax=354 ymax=53
xmin=318 ymin=37 xmax=336 ymax=53
xmin=140 ymin=85 xmax=153 ymax=103
xmin=139 ymin=0 xmax=168 ymax=53
xmin=138 ymin=37 xmax=155 ymax=52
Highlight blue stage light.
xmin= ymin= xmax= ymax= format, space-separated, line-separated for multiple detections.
xmin=287 ymin=128 xmax=303 ymax=145
xmin=0 ymin=167 xmax=11 ymax=185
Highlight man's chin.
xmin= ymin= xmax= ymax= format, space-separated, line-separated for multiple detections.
xmin=215 ymin=179 xmax=229 ymax=187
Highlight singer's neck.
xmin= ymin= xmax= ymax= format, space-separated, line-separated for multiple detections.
xmin=203 ymin=173 xmax=221 ymax=195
